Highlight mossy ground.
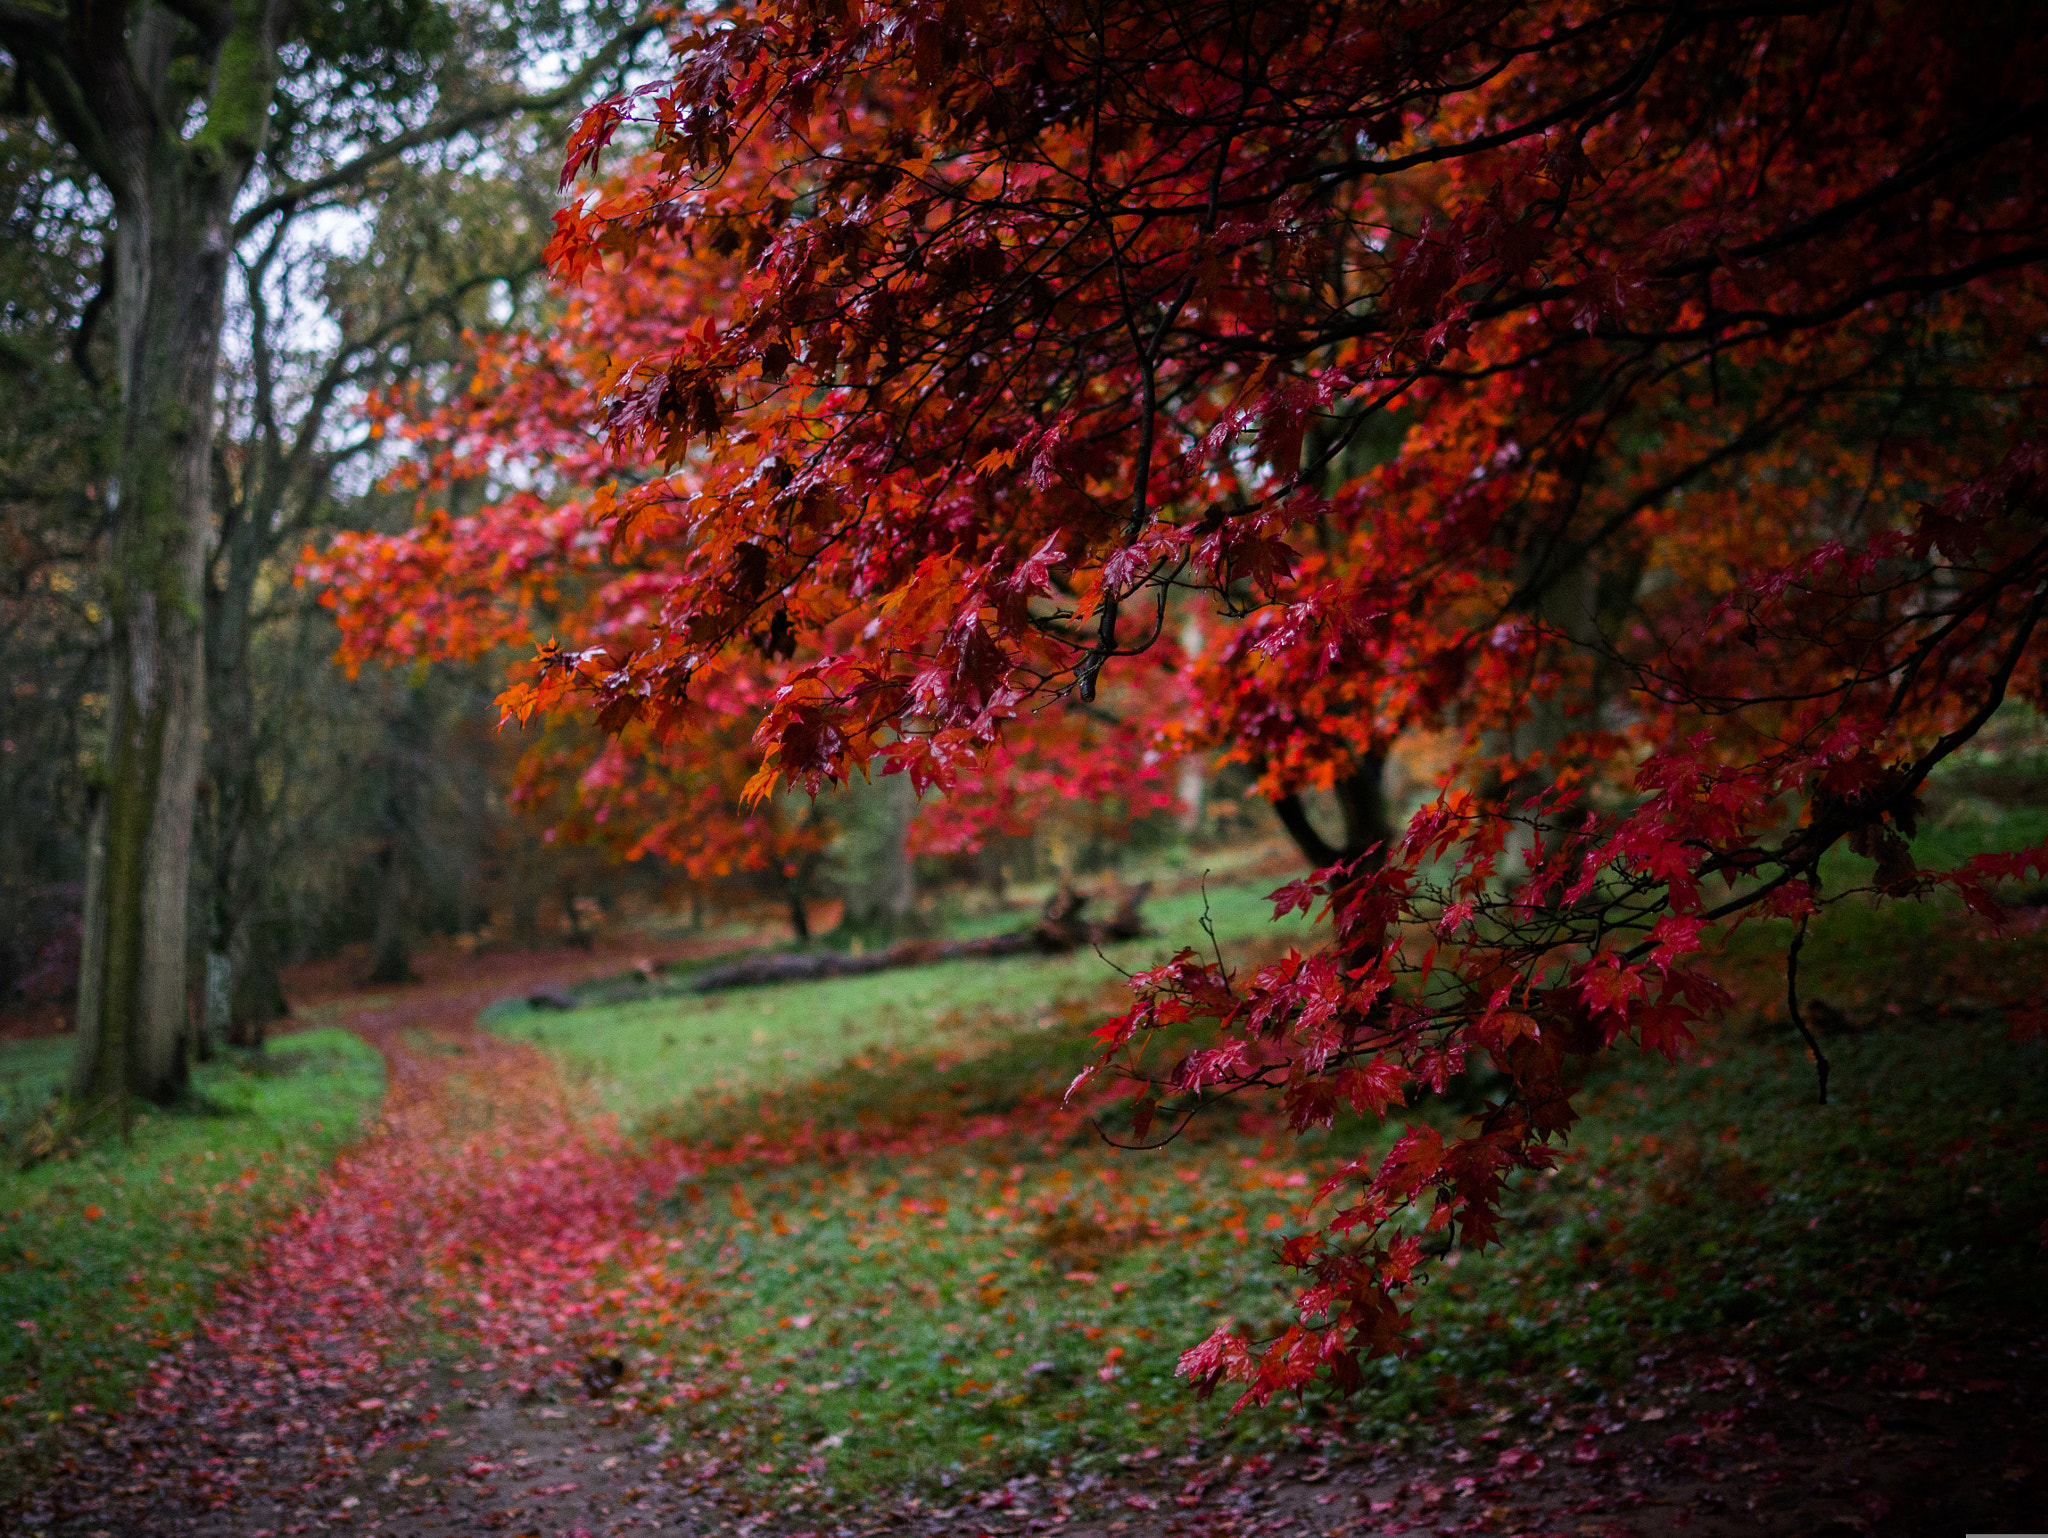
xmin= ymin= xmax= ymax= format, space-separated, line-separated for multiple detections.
xmin=484 ymin=822 xmax=2048 ymax=1506
xmin=0 ymin=1029 xmax=385 ymax=1447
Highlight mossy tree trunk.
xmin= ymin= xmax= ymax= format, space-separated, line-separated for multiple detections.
xmin=22 ymin=1 xmax=289 ymax=1108
xmin=77 ymin=163 xmax=231 ymax=1105
xmin=204 ymin=440 xmax=291 ymax=1045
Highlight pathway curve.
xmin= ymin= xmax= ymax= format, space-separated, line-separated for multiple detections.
xmin=17 ymin=944 xmax=729 ymax=1537
xmin=10 ymin=942 xmax=2045 ymax=1538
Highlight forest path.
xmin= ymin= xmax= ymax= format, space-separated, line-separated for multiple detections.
xmin=248 ymin=950 xmax=715 ymax=1536
xmin=15 ymin=941 xmax=2045 ymax=1538
xmin=22 ymin=941 xmax=733 ymax=1537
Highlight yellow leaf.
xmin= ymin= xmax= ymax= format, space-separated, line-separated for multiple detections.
xmin=741 ymin=759 xmax=782 ymax=807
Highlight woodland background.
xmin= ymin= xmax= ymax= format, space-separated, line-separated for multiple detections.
xmin=0 ymin=0 xmax=1134 ymax=1041
xmin=2 ymin=1 xmax=2046 ymax=1533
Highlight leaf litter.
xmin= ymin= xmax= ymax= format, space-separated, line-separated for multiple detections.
xmin=3 ymin=928 xmax=2044 ymax=1536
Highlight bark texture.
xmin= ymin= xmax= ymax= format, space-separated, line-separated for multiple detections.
xmin=205 ymin=445 xmax=291 ymax=1045
xmin=1270 ymin=754 xmax=1394 ymax=872
xmin=16 ymin=1 xmax=292 ymax=1106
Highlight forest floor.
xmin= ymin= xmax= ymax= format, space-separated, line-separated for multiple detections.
xmin=4 ymin=859 xmax=2047 ymax=1538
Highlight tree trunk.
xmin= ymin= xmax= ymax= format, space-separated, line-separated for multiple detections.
xmin=366 ymin=678 xmax=431 ymax=983
xmin=67 ymin=787 xmax=110 ymax=1101
xmin=1270 ymin=754 xmax=1393 ymax=872
xmin=75 ymin=178 xmax=233 ymax=1107
xmin=204 ymin=442 xmax=291 ymax=1046
xmin=61 ymin=1 xmax=289 ymax=1110
xmin=784 ymin=877 xmax=811 ymax=942
xmin=510 ymin=874 xmax=543 ymax=949
xmin=837 ymin=770 xmax=916 ymax=942
xmin=562 ymin=881 xmax=593 ymax=948
xmin=1484 ymin=548 xmax=1641 ymax=891
xmin=368 ymin=842 xmax=415 ymax=985
xmin=874 ymin=771 xmax=915 ymax=926
xmin=226 ymin=912 xmax=287 ymax=1047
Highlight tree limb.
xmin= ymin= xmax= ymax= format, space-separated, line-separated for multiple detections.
xmin=0 ymin=8 xmax=134 ymax=202
xmin=231 ymin=13 xmax=662 ymax=240
xmin=1270 ymin=757 xmax=1392 ymax=870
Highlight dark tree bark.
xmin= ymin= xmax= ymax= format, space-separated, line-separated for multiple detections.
xmin=365 ymin=678 xmax=434 ymax=984
xmin=367 ymin=841 xmax=416 ymax=986
xmin=562 ymin=881 xmax=593 ymax=948
xmin=204 ymin=430 xmax=292 ymax=1043
xmin=226 ymin=915 xmax=287 ymax=1046
xmin=510 ymin=875 xmax=543 ymax=949
xmin=784 ymin=877 xmax=812 ymax=942
xmin=1270 ymin=753 xmax=1394 ymax=871
xmin=8 ymin=0 xmax=295 ymax=1108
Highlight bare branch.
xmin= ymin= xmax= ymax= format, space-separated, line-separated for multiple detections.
xmin=231 ymin=13 xmax=663 ymax=241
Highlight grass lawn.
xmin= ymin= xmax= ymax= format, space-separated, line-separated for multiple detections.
xmin=0 ymin=1028 xmax=385 ymax=1456
xmin=485 ymin=877 xmax=1319 ymax=1118
xmin=486 ymin=844 xmax=2048 ymax=1509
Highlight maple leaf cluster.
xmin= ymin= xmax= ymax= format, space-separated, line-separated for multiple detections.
xmin=314 ymin=0 xmax=2048 ymax=1404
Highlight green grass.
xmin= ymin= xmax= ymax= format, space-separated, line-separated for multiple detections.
xmin=0 ymin=1029 xmax=385 ymax=1441
xmin=587 ymin=1009 xmax=2045 ymax=1503
xmin=1393 ymin=1012 xmax=2047 ymax=1392
xmin=489 ymin=878 xmax=1317 ymax=1122
xmin=491 ymin=852 xmax=2048 ymax=1507
xmin=613 ymin=1126 xmax=1363 ymax=1488
xmin=0 ymin=1036 xmax=75 ymax=1136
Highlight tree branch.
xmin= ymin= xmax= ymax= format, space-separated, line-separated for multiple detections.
xmin=1270 ymin=790 xmax=1341 ymax=868
xmin=1784 ymin=912 xmax=1829 ymax=1105
xmin=231 ymin=13 xmax=662 ymax=240
xmin=0 ymin=6 xmax=134 ymax=201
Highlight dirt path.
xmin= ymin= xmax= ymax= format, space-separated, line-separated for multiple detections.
xmin=12 ymin=945 xmax=730 ymax=1537
xmin=10 ymin=943 xmax=2042 ymax=1537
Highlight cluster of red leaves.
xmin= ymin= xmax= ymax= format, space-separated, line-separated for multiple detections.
xmin=315 ymin=0 xmax=2048 ymax=1407
xmin=307 ymin=216 xmax=1182 ymax=886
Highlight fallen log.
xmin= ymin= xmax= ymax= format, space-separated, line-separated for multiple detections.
xmin=682 ymin=881 xmax=1152 ymax=995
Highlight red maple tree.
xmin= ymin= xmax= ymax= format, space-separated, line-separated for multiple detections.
xmin=309 ymin=153 xmax=1183 ymax=919
xmin=323 ymin=0 xmax=2048 ymax=1406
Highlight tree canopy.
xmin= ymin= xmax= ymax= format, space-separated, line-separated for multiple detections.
xmin=321 ymin=0 xmax=2047 ymax=1407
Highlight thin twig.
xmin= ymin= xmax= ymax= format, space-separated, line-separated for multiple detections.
xmin=1198 ymin=871 xmax=1228 ymax=975
xmin=1785 ymin=911 xmax=1829 ymax=1106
